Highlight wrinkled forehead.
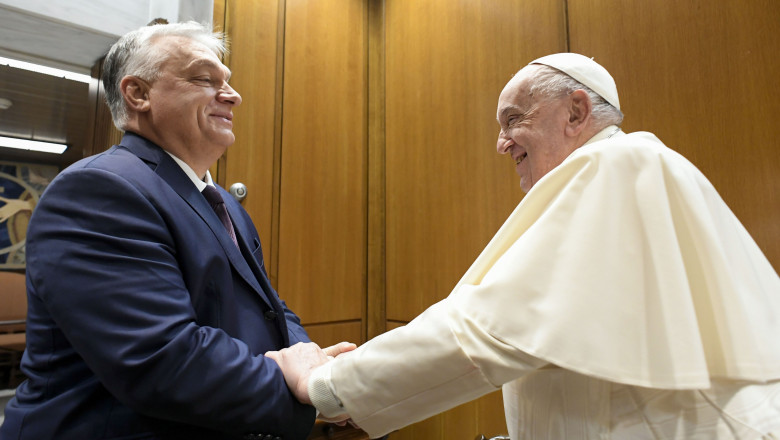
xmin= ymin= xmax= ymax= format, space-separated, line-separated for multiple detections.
xmin=496 ymin=66 xmax=537 ymax=116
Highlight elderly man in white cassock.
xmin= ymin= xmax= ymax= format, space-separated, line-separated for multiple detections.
xmin=267 ymin=53 xmax=780 ymax=439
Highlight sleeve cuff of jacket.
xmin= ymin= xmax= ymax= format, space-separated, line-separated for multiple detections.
xmin=308 ymin=361 xmax=347 ymax=418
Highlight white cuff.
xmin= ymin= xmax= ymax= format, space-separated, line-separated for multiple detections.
xmin=308 ymin=361 xmax=347 ymax=418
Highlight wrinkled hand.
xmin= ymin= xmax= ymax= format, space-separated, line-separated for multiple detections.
xmin=266 ymin=341 xmax=356 ymax=404
xmin=323 ymin=341 xmax=357 ymax=359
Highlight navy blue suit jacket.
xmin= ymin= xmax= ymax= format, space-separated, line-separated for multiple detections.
xmin=1 ymin=133 xmax=315 ymax=439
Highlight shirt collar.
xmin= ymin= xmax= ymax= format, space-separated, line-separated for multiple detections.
xmin=583 ymin=125 xmax=623 ymax=147
xmin=164 ymin=151 xmax=213 ymax=192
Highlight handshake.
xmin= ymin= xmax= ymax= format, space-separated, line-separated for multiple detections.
xmin=266 ymin=341 xmax=358 ymax=424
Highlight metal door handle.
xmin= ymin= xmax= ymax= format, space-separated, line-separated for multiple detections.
xmin=229 ymin=182 xmax=247 ymax=202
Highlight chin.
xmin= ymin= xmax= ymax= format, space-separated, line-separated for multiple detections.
xmin=213 ymin=133 xmax=236 ymax=147
xmin=518 ymin=176 xmax=531 ymax=193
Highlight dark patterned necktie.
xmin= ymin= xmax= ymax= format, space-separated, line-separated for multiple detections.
xmin=202 ymin=185 xmax=239 ymax=248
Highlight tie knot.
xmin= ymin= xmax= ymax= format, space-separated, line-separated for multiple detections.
xmin=202 ymin=185 xmax=224 ymax=206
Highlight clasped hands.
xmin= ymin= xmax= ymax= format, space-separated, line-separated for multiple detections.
xmin=266 ymin=341 xmax=357 ymax=423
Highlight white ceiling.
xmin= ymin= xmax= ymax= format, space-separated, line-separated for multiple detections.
xmin=0 ymin=0 xmax=214 ymax=74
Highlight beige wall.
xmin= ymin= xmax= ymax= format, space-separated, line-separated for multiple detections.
xmin=217 ymin=1 xmax=780 ymax=438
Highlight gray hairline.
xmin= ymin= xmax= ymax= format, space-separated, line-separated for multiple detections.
xmin=525 ymin=65 xmax=624 ymax=127
xmin=102 ymin=21 xmax=228 ymax=130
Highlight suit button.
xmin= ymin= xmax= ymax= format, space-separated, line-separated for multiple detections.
xmin=264 ymin=310 xmax=278 ymax=320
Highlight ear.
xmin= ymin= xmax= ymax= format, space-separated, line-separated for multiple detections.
xmin=120 ymin=76 xmax=151 ymax=113
xmin=564 ymin=89 xmax=591 ymax=137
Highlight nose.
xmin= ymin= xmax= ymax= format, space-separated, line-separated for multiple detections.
xmin=218 ymin=83 xmax=242 ymax=107
xmin=497 ymin=131 xmax=513 ymax=154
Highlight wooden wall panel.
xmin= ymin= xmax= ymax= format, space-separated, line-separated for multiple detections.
xmin=388 ymin=391 xmax=505 ymax=440
xmin=86 ymin=57 xmax=122 ymax=159
xmin=277 ymin=0 xmax=367 ymax=325
xmin=384 ymin=0 xmax=566 ymax=321
xmin=304 ymin=321 xmax=363 ymax=349
xmin=223 ymin=1 xmax=779 ymax=439
xmin=568 ymin=0 xmax=780 ymax=270
xmin=221 ymin=0 xmax=281 ymax=278
xmin=383 ymin=2 xmax=565 ymax=438
xmin=209 ymin=0 xmax=227 ymax=183
xmin=366 ymin=0 xmax=387 ymax=341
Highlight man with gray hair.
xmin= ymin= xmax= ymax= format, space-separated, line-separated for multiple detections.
xmin=268 ymin=53 xmax=780 ymax=439
xmin=0 ymin=21 xmax=352 ymax=439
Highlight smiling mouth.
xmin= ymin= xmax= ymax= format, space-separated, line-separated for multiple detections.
xmin=211 ymin=112 xmax=233 ymax=121
xmin=515 ymin=152 xmax=527 ymax=165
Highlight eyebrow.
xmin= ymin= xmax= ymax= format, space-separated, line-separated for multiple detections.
xmin=497 ymin=105 xmax=524 ymax=124
xmin=186 ymin=59 xmax=232 ymax=80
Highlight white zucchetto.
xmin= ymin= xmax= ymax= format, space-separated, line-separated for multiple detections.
xmin=530 ymin=53 xmax=621 ymax=110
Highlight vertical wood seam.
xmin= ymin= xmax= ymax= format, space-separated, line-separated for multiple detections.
xmin=563 ymin=0 xmax=571 ymax=51
xmin=269 ymin=0 xmax=287 ymax=287
xmin=214 ymin=0 xmax=229 ymax=187
xmin=366 ymin=0 xmax=387 ymax=342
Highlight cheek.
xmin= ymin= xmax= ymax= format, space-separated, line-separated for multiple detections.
xmin=527 ymin=149 xmax=552 ymax=178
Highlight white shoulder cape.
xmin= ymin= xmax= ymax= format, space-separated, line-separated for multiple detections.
xmin=312 ymin=128 xmax=780 ymax=437
xmin=454 ymin=128 xmax=780 ymax=388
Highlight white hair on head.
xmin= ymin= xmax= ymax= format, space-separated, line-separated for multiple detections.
xmin=526 ymin=65 xmax=624 ymax=127
xmin=102 ymin=21 xmax=228 ymax=130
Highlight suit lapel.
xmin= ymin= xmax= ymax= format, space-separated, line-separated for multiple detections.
xmin=223 ymin=189 xmax=291 ymax=344
xmin=117 ymin=133 xmax=275 ymax=311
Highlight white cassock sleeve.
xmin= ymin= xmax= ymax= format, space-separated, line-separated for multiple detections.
xmin=309 ymin=129 xmax=780 ymax=438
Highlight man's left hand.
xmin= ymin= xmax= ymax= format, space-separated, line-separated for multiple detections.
xmin=266 ymin=341 xmax=356 ymax=404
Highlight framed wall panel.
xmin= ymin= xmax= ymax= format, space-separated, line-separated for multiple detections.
xmin=568 ymin=0 xmax=780 ymax=270
xmin=383 ymin=1 xmax=567 ymax=437
xmin=277 ymin=0 xmax=368 ymax=325
xmin=220 ymin=0 xmax=282 ymax=278
xmin=384 ymin=0 xmax=567 ymax=322
xmin=303 ymin=321 xmax=363 ymax=349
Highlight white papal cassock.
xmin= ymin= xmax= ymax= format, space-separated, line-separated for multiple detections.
xmin=309 ymin=126 xmax=780 ymax=439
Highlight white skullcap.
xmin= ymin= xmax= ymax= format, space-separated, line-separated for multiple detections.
xmin=529 ymin=53 xmax=620 ymax=110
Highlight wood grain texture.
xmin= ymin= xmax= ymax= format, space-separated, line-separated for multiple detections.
xmin=209 ymin=0 xmax=227 ymax=185
xmin=366 ymin=0 xmax=387 ymax=341
xmin=85 ymin=58 xmax=122 ymax=161
xmin=303 ymin=321 xmax=363 ymax=349
xmin=218 ymin=1 xmax=780 ymax=439
xmin=382 ymin=2 xmax=565 ymax=437
xmin=568 ymin=0 xmax=780 ymax=270
xmin=0 ymin=64 xmax=91 ymax=168
xmin=277 ymin=0 xmax=368 ymax=324
xmin=220 ymin=0 xmax=281 ymax=280
xmin=387 ymin=391 xmax=506 ymax=440
xmin=384 ymin=0 xmax=566 ymax=321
